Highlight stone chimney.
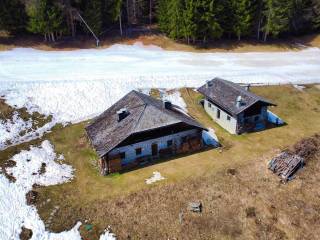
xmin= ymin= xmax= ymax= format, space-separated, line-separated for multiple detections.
xmin=117 ymin=108 xmax=129 ymax=122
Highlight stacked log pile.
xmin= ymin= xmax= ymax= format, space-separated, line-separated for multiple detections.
xmin=108 ymin=154 xmax=122 ymax=173
xmin=268 ymin=152 xmax=304 ymax=181
xmin=177 ymin=136 xmax=202 ymax=154
xmin=268 ymin=134 xmax=320 ymax=181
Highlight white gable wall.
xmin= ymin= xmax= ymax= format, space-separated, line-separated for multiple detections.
xmin=204 ymin=99 xmax=237 ymax=134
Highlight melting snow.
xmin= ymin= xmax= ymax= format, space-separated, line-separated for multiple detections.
xmin=0 ymin=44 xmax=319 ymax=127
xmin=145 ymin=171 xmax=165 ymax=184
xmin=0 ymin=140 xmax=79 ymax=239
xmin=161 ymin=90 xmax=188 ymax=113
xmin=99 ymin=228 xmax=116 ymax=240
xmin=0 ymin=140 xmax=116 ymax=239
xmin=0 ymin=111 xmax=55 ymax=150
xmin=0 ymin=44 xmax=320 ymax=148
xmin=202 ymin=128 xmax=219 ymax=147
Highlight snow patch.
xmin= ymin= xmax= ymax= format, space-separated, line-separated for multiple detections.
xmin=145 ymin=171 xmax=165 ymax=184
xmin=293 ymin=84 xmax=306 ymax=91
xmin=202 ymin=128 xmax=220 ymax=147
xmin=0 ymin=140 xmax=78 ymax=240
xmin=0 ymin=111 xmax=55 ymax=150
xmin=161 ymin=90 xmax=188 ymax=113
xmin=99 ymin=228 xmax=116 ymax=240
xmin=0 ymin=141 xmax=117 ymax=240
xmin=267 ymin=111 xmax=284 ymax=125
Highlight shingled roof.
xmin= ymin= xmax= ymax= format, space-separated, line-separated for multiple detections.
xmin=197 ymin=78 xmax=275 ymax=116
xmin=86 ymin=90 xmax=206 ymax=157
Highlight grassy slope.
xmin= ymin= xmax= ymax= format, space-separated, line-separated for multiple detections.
xmin=13 ymin=84 xmax=317 ymax=239
xmin=1 ymin=33 xmax=320 ymax=52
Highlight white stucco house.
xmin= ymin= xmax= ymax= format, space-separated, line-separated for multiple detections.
xmin=198 ymin=78 xmax=277 ymax=135
xmin=86 ymin=90 xmax=210 ymax=175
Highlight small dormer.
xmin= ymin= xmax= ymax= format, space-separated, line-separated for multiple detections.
xmin=117 ymin=108 xmax=129 ymax=122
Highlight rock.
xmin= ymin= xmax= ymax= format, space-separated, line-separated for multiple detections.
xmin=26 ymin=190 xmax=38 ymax=205
xmin=227 ymin=168 xmax=237 ymax=176
xmin=188 ymin=202 xmax=202 ymax=213
xmin=20 ymin=227 xmax=33 ymax=240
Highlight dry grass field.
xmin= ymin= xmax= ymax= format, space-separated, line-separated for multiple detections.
xmin=1 ymin=85 xmax=317 ymax=239
xmin=1 ymin=31 xmax=320 ymax=52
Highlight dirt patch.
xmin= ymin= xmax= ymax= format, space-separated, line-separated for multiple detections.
xmin=1 ymin=33 xmax=320 ymax=52
xmin=26 ymin=190 xmax=38 ymax=205
xmin=39 ymin=163 xmax=46 ymax=175
xmin=289 ymin=134 xmax=320 ymax=160
xmin=19 ymin=227 xmax=33 ymax=240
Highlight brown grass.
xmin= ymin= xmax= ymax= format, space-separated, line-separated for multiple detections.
xmin=1 ymin=33 xmax=320 ymax=52
xmin=15 ymin=84 xmax=319 ymax=239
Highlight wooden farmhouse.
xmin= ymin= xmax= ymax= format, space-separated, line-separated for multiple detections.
xmin=86 ymin=90 xmax=207 ymax=175
xmin=198 ymin=78 xmax=276 ymax=134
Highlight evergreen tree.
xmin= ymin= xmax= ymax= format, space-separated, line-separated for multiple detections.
xmin=83 ymin=0 xmax=103 ymax=35
xmin=194 ymin=0 xmax=223 ymax=42
xmin=261 ymin=0 xmax=292 ymax=41
xmin=232 ymin=0 xmax=253 ymax=40
xmin=157 ymin=0 xmax=170 ymax=33
xmin=312 ymin=0 xmax=320 ymax=29
xmin=289 ymin=0 xmax=313 ymax=34
xmin=166 ymin=0 xmax=184 ymax=39
xmin=27 ymin=0 xmax=64 ymax=41
xmin=182 ymin=0 xmax=196 ymax=43
xmin=0 ymin=0 xmax=27 ymax=34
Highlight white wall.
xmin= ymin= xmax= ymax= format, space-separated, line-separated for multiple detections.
xmin=204 ymin=99 xmax=238 ymax=134
xmin=108 ymin=129 xmax=200 ymax=165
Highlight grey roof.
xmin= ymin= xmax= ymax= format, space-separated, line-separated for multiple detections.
xmin=197 ymin=78 xmax=276 ymax=116
xmin=86 ymin=90 xmax=206 ymax=157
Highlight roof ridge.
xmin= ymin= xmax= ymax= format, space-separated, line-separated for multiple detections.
xmin=131 ymin=103 xmax=148 ymax=133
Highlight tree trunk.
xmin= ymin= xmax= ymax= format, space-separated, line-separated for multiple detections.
xmin=257 ymin=0 xmax=263 ymax=40
xmin=51 ymin=32 xmax=55 ymax=42
xmin=149 ymin=0 xmax=152 ymax=25
xmin=119 ymin=11 xmax=123 ymax=36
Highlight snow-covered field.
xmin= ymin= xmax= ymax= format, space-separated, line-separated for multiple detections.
xmin=0 ymin=140 xmax=116 ymax=240
xmin=1 ymin=43 xmax=319 ymax=125
xmin=0 ymin=43 xmax=319 ymax=149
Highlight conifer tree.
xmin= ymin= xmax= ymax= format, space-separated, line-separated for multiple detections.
xmin=83 ymin=0 xmax=103 ymax=35
xmin=157 ymin=0 xmax=170 ymax=33
xmin=195 ymin=0 xmax=223 ymax=42
xmin=27 ymin=0 xmax=64 ymax=41
xmin=312 ymin=0 xmax=320 ymax=29
xmin=0 ymin=0 xmax=27 ymax=34
xmin=261 ymin=0 xmax=291 ymax=41
xmin=232 ymin=0 xmax=253 ymax=40
xmin=182 ymin=0 xmax=196 ymax=43
xmin=166 ymin=0 xmax=184 ymax=39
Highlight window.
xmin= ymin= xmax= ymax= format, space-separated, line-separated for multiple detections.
xmin=135 ymin=148 xmax=142 ymax=155
xmin=254 ymin=116 xmax=260 ymax=122
xmin=120 ymin=152 xmax=126 ymax=159
xmin=208 ymin=102 xmax=212 ymax=108
xmin=167 ymin=140 xmax=173 ymax=147
xmin=217 ymin=109 xmax=221 ymax=119
xmin=227 ymin=115 xmax=231 ymax=121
